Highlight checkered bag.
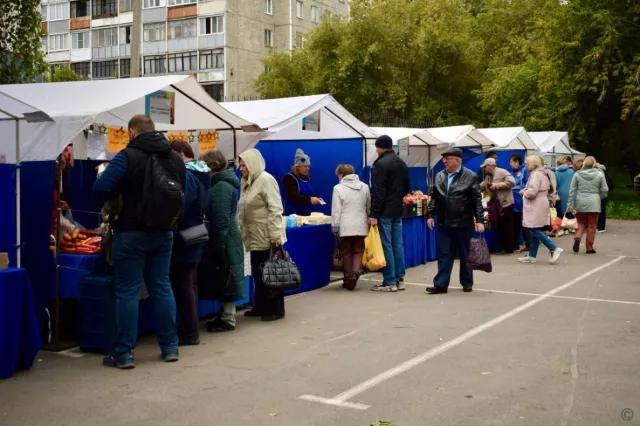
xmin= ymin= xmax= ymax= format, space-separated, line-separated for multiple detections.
xmin=261 ymin=247 xmax=302 ymax=291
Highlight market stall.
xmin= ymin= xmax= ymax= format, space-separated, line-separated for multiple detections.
xmin=0 ymin=76 xmax=262 ymax=349
xmin=529 ymin=131 xmax=584 ymax=165
xmin=222 ymin=95 xmax=379 ymax=294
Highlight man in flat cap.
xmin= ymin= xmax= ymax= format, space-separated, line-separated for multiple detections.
xmin=426 ymin=147 xmax=485 ymax=294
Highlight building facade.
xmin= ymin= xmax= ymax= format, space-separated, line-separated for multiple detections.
xmin=40 ymin=0 xmax=349 ymax=101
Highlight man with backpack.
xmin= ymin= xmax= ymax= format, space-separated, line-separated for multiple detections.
xmin=93 ymin=114 xmax=186 ymax=369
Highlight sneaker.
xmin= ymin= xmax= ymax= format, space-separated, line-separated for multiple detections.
xmin=396 ymin=278 xmax=406 ymax=291
xmin=597 ymin=230 xmax=605 ymax=234
xmin=371 ymin=284 xmax=398 ymax=292
xmin=573 ymin=238 xmax=581 ymax=253
xmin=518 ymin=255 xmax=537 ymax=264
xmin=550 ymin=248 xmax=564 ymax=263
xmin=206 ymin=318 xmax=235 ymax=333
xmin=103 ymin=352 xmax=135 ymax=369
xmin=163 ymin=350 xmax=179 ymax=363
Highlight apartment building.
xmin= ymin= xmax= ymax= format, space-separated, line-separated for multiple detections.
xmin=40 ymin=0 xmax=349 ymax=101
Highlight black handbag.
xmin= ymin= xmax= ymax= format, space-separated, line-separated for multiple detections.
xmin=179 ymin=222 xmax=209 ymax=246
xmin=261 ymin=247 xmax=302 ymax=291
xmin=198 ymin=247 xmax=236 ymax=302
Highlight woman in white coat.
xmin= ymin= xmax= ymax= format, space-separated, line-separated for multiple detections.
xmin=331 ymin=164 xmax=371 ymax=290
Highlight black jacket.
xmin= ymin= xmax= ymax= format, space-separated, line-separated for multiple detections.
xmin=427 ymin=167 xmax=484 ymax=228
xmin=115 ymin=132 xmax=185 ymax=232
xmin=370 ymin=150 xmax=410 ymax=218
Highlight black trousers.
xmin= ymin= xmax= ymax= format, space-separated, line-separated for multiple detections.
xmin=495 ymin=205 xmax=515 ymax=253
xmin=170 ymin=261 xmax=199 ymax=342
xmin=597 ymin=199 xmax=607 ymax=231
xmin=251 ymin=249 xmax=285 ymax=317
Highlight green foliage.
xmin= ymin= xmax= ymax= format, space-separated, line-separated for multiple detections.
xmin=0 ymin=0 xmax=48 ymax=84
xmin=46 ymin=66 xmax=87 ymax=82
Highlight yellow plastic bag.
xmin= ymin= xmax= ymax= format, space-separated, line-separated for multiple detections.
xmin=362 ymin=225 xmax=386 ymax=271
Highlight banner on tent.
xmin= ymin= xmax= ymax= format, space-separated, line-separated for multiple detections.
xmin=145 ymin=90 xmax=175 ymax=125
xmin=198 ymin=130 xmax=217 ymax=154
xmin=397 ymin=137 xmax=410 ymax=157
xmin=167 ymin=131 xmax=190 ymax=142
xmin=107 ymin=127 xmax=129 ymax=153
xmin=302 ymin=111 xmax=321 ymax=132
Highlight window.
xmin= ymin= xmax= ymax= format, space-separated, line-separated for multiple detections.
xmin=70 ymin=1 xmax=88 ymax=18
xmin=41 ymin=37 xmax=48 ymax=52
xmin=72 ymin=31 xmax=89 ymax=49
xmin=50 ymin=3 xmax=69 ymax=21
xmin=294 ymin=32 xmax=304 ymax=48
xmin=144 ymin=55 xmax=166 ymax=74
xmin=202 ymin=84 xmax=224 ymax=102
xmin=199 ymin=49 xmax=223 ymax=69
xmin=264 ymin=0 xmax=272 ymax=14
xmin=143 ymin=0 xmax=164 ymax=8
xmin=264 ymin=29 xmax=273 ymax=47
xmin=49 ymin=34 xmax=69 ymax=51
xmin=120 ymin=58 xmax=131 ymax=77
xmin=311 ymin=6 xmax=318 ymax=23
xmin=168 ymin=52 xmax=197 ymax=72
xmin=71 ymin=62 xmax=91 ymax=78
xmin=143 ymin=23 xmax=166 ymax=42
xmin=119 ymin=0 xmax=132 ymax=12
xmin=41 ymin=5 xmax=48 ymax=21
xmin=92 ymin=0 xmax=118 ymax=18
xmin=168 ymin=0 xmax=196 ymax=5
xmin=119 ymin=26 xmax=131 ymax=44
xmin=199 ymin=16 xmax=224 ymax=35
xmin=168 ymin=19 xmax=196 ymax=39
xmin=92 ymin=60 xmax=118 ymax=78
xmin=93 ymin=27 xmax=118 ymax=47
xmin=296 ymin=1 xmax=303 ymax=18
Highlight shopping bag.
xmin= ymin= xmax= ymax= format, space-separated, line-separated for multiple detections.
xmin=561 ymin=212 xmax=578 ymax=230
xmin=551 ymin=217 xmax=562 ymax=233
xmin=468 ymin=236 xmax=492 ymax=273
xmin=331 ymin=247 xmax=343 ymax=269
xmin=362 ymin=226 xmax=386 ymax=271
xmin=549 ymin=207 xmax=558 ymax=222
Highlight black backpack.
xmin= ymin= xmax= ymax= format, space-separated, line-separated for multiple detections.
xmin=142 ymin=153 xmax=184 ymax=230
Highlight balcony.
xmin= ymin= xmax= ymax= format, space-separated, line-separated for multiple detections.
xmin=92 ymin=0 xmax=118 ymax=20
xmin=71 ymin=0 xmax=90 ymax=29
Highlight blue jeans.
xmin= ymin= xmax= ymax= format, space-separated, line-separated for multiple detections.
xmin=433 ymin=226 xmax=473 ymax=289
xmin=112 ymin=231 xmax=178 ymax=356
xmin=378 ymin=217 xmax=406 ymax=285
xmin=528 ymin=227 xmax=556 ymax=258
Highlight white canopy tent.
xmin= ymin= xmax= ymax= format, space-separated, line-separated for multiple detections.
xmin=530 ymin=131 xmax=584 ymax=158
xmin=0 ymin=75 xmax=261 ymax=266
xmin=367 ymin=125 xmax=494 ymax=167
xmin=477 ymin=127 xmax=538 ymax=152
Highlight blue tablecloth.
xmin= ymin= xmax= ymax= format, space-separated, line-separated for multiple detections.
xmin=53 ymin=253 xmax=104 ymax=298
xmin=483 ymin=229 xmax=499 ymax=251
xmin=0 ymin=268 xmax=41 ymax=379
xmin=284 ymin=224 xmax=334 ymax=295
xmin=402 ymin=216 xmax=437 ymax=268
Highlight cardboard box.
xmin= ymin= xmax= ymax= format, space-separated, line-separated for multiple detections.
xmin=0 ymin=253 xmax=8 ymax=270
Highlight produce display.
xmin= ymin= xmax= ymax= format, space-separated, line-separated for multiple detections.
xmin=51 ymin=228 xmax=102 ymax=254
xmin=402 ymin=191 xmax=431 ymax=217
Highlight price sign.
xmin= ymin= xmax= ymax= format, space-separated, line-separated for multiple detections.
xmin=198 ymin=130 xmax=217 ymax=154
xmin=107 ymin=127 xmax=129 ymax=153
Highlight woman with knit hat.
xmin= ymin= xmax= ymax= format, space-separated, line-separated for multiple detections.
xmin=282 ymin=149 xmax=324 ymax=216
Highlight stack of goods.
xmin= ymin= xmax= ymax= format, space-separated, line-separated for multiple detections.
xmin=51 ymin=229 xmax=102 ymax=254
xmin=289 ymin=212 xmax=332 ymax=227
xmin=402 ymin=191 xmax=431 ymax=218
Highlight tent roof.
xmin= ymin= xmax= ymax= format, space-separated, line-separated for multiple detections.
xmin=371 ymin=127 xmax=430 ymax=145
xmin=529 ymin=131 xmax=583 ymax=156
xmin=222 ymin=94 xmax=379 ymax=139
xmin=478 ymin=127 xmax=538 ymax=151
xmin=372 ymin=125 xmax=493 ymax=149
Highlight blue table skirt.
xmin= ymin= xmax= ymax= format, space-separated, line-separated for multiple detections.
xmin=54 ymin=253 xmax=104 ymax=298
xmin=0 ymin=268 xmax=41 ymax=379
xmin=483 ymin=229 xmax=499 ymax=251
xmin=402 ymin=216 xmax=437 ymax=268
xmin=284 ymin=224 xmax=334 ymax=295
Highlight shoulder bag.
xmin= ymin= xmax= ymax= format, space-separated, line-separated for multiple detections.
xmin=261 ymin=246 xmax=302 ymax=291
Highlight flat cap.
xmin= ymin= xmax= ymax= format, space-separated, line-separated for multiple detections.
xmin=441 ymin=147 xmax=463 ymax=158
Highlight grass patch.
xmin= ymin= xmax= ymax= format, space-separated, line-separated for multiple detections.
xmin=608 ymin=180 xmax=640 ymax=220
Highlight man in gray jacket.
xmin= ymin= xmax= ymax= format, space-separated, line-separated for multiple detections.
xmin=480 ymin=158 xmax=516 ymax=253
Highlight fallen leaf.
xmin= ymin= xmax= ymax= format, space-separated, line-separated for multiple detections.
xmin=481 ymin=372 xmax=491 ymax=375
xmin=268 ymin=412 xmax=279 ymax=417
xmin=290 ymin=343 xmax=297 ymax=345
xmin=436 ymin=386 xmax=445 ymax=390
xmin=465 ymin=395 xmax=473 ymax=399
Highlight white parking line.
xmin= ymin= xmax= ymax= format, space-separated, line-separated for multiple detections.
xmin=359 ymin=278 xmax=640 ymax=306
xmin=299 ymin=256 xmax=625 ymax=410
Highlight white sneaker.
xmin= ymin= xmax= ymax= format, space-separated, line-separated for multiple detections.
xmin=597 ymin=230 xmax=605 ymax=234
xmin=518 ymin=255 xmax=536 ymax=263
xmin=550 ymin=248 xmax=564 ymax=263
xmin=396 ymin=280 xmax=406 ymax=291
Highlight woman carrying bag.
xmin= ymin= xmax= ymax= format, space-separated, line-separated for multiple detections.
xmin=199 ymin=150 xmax=245 ymax=333
xmin=238 ymin=149 xmax=286 ymax=322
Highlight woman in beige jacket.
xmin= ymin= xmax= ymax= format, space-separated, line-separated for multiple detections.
xmin=238 ymin=149 xmax=286 ymax=321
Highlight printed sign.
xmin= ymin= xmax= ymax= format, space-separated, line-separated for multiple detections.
xmin=397 ymin=137 xmax=410 ymax=157
xmin=167 ymin=131 xmax=189 ymax=142
xmin=107 ymin=127 xmax=130 ymax=153
xmin=198 ymin=130 xmax=217 ymax=154
xmin=145 ymin=90 xmax=175 ymax=125
xmin=302 ymin=110 xmax=321 ymax=132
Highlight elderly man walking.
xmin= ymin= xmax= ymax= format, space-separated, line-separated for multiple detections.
xmin=426 ymin=148 xmax=485 ymax=294
xmin=480 ymin=158 xmax=516 ymax=254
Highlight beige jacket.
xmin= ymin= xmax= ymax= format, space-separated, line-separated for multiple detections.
xmin=480 ymin=166 xmax=516 ymax=208
xmin=238 ymin=149 xmax=284 ymax=252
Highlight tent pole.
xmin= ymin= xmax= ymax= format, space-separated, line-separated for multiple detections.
xmin=233 ymin=128 xmax=237 ymax=162
xmin=15 ymin=118 xmax=21 ymax=268
xmin=169 ymin=84 xmax=235 ymax=131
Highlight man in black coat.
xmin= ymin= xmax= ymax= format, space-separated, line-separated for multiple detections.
xmin=427 ymin=148 xmax=485 ymax=294
xmin=368 ymin=135 xmax=410 ymax=292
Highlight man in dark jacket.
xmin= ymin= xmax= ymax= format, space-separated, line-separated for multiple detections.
xmin=427 ymin=147 xmax=485 ymax=294
xmin=93 ymin=114 xmax=185 ymax=369
xmin=369 ymin=135 xmax=410 ymax=292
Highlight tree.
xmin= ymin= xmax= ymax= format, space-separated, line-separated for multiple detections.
xmin=0 ymin=0 xmax=48 ymax=84
xmin=46 ymin=66 xmax=87 ymax=82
